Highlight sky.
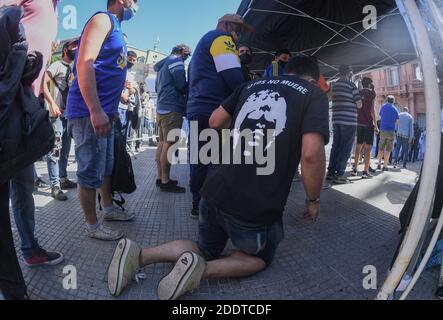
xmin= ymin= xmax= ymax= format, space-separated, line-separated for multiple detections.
xmin=57 ymin=0 xmax=241 ymax=54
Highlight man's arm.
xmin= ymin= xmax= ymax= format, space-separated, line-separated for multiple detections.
xmin=42 ymin=71 xmax=61 ymax=117
xmin=76 ymin=13 xmax=112 ymax=137
xmin=210 ymin=35 xmax=245 ymax=92
xmin=301 ymin=133 xmax=325 ymax=223
xmin=209 ymin=106 xmax=232 ymax=130
xmin=371 ymin=100 xmax=379 ymax=133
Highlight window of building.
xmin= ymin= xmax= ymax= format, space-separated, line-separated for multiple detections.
xmin=413 ymin=64 xmax=423 ymax=81
xmin=389 ymin=67 xmax=400 ymax=86
xmin=137 ymin=57 xmax=146 ymax=64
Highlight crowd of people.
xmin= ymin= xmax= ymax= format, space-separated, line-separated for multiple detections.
xmin=0 ymin=0 xmax=440 ymax=301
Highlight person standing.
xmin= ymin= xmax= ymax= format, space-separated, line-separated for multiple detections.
xmin=42 ymin=39 xmax=79 ymax=200
xmin=186 ymin=14 xmax=251 ymax=219
xmin=263 ymin=49 xmax=292 ymax=78
xmin=154 ymin=44 xmax=191 ymax=193
xmin=327 ymin=65 xmax=362 ymax=184
xmin=238 ymin=44 xmax=253 ymax=81
xmin=352 ymin=77 xmax=378 ymax=179
xmin=1 ymin=0 xmax=61 ymax=300
xmin=377 ymin=96 xmax=399 ymax=171
xmin=66 ymin=0 xmax=140 ymax=241
xmin=393 ymin=107 xmax=414 ymax=169
xmin=117 ymin=50 xmax=138 ymax=141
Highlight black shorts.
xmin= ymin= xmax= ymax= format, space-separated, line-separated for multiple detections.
xmin=197 ymin=199 xmax=284 ymax=266
xmin=357 ymin=126 xmax=374 ymax=146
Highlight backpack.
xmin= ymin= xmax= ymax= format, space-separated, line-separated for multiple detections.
xmin=112 ymin=119 xmax=137 ymax=194
xmin=98 ymin=119 xmax=136 ymax=211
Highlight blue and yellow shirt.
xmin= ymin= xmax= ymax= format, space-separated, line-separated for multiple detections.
xmin=66 ymin=12 xmax=127 ymax=119
xmin=186 ymin=30 xmax=246 ymax=118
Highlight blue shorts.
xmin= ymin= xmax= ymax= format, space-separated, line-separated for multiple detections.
xmin=68 ymin=117 xmax=114 ymax=189
xmin=198 ymin=199 xmax=284 ymax=266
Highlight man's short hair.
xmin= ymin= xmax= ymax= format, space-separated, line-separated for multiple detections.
xmin=387 ymin=95 xmax=395 ymax=104
xmin=238 ymin=44 xmax=253 ymax=53
xmin=403 ymin=106 xmax=409 ymax=113
xmin=284 ymin=54 xmax=320 ymax=81
xmin=107 ymin=0 xmax=118 ymax=7
xmin=339 ymin=64 xmax=352 ymax=77
xmin=275 ymin=49 xmax=291 ymax=57
xmin=171 ymin=44 xmax=192 ymax=55
xmin=361 ymin=77 xmax=373 ymax=89
xmin=128 ymin=51 xmax=137 ymax=58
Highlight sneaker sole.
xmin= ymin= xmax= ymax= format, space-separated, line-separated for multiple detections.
xmin=160 ymin=189 xmax=186 ymax=194
xmin=157 ymin=252 xmax=204 ymax=300
xmin=86 ymin=230 xmax=124 ymax=241
xmin=107 ymin=238 xmax=131 ymax=296
xmin=24 ymin=253 xmax=64 ymax=267
xmin=104 ymin=215 xmax=136 ymax=222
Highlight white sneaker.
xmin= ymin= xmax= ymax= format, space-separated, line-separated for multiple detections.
xmin=104 ymin=207 xmax=135 ymax=222
xmin=86 ymin=223 xmax=123 ymax=241
xmin=107 ymin=238 xmax=142 ymax=297
xmin=157 ymin=251 xmax=206 ymax=300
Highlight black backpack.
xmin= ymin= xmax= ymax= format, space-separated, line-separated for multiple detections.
xmin=112 ymin=119 xmax=136 ymax=194
xmin=99 ymin=120 xmax=137 ymax=211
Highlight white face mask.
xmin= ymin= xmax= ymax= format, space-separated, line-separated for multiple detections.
xmin=123 ymin=1 xmax=138 ymax=21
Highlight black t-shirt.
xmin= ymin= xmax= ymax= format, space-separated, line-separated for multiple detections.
xmin=200 ymin=76 xmax=330 ymax=225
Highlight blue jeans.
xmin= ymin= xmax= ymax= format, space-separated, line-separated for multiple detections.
xmin=198 ymin=199 xmax=284 ymax=266
xmin=68 ymin=117 xmax=115 ymax=189
xmin=9 ymin=165 xmax=39 ymax=259
xmin=394 ymin=136 xmax=410 ymax=167
xmin=59 ymin=117 xmax=72 ymax=180
xmin=328 ymin=124 xmax=357 ymax=176
xmin=189 ymin=115 xmax=211 ymax=209
xmin=46 ymin=118 xmax=62 ymax=188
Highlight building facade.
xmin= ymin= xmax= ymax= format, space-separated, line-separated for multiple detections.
xmin=361 ymin=61 xmax=426 ymax=128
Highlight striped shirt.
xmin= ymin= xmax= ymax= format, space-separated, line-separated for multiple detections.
xmin=331 ymin=79 xmax=362 ymax=126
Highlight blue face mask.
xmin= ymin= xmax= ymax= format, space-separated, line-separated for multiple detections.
xmin=123 ymin=2 xmax=138 ymax=21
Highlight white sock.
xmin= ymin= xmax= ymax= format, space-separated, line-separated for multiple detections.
xmin=86 ymin=221 xmax=100 ymax=231
xmin=103 ymin=205 xmax=114 ymax=215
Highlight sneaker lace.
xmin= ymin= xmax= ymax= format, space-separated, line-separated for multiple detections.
xmin=134 ymin=270 xmax=147 ymax=284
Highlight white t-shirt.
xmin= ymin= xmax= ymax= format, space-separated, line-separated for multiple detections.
xmin=118 ymin=70 xmax=137 ymax=111
xmin=46 ymin=60 xmax=71 ymax=109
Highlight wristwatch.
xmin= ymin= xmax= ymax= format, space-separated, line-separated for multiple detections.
xmin=306 ymin=198 xmax=320 ymax=205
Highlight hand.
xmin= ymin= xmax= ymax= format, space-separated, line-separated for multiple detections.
xmin=374 ymin=126 xmax=380 ymax=135
xmin=90 ymin=109 xmax=111 ymax=138
xmin=302 ymin=202 xmax=320 ymax=223
xmin=49 ymin=102 xmax=62 ymax=118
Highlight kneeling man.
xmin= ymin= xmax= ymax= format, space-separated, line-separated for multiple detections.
xmin=107 ymin=55 xmax=330 ymax=299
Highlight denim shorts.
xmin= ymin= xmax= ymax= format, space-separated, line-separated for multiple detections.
xmin=197 ymin=199 xmax=284 ymax=266
xmin=68 ymin=117 xmax=114 ymax=189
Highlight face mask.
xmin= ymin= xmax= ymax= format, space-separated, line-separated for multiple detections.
xmin=127 ymin=62 xmax=134 ymax=70
xmin=67 ymin=50 xmax=76 ymax=61
xmin=278 ymin=60 xmax=288 ymax=69
xmin=240 ymin=53 xmax=252 ymax=65
xmin=123 ymin=1 xmax=138 ymax=21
